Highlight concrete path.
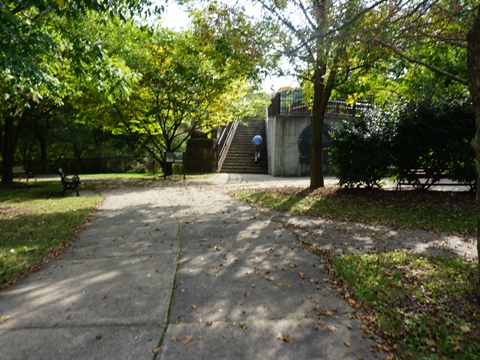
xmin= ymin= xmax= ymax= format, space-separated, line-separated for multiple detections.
xmin=0 ymin=174 xmax=476 ymax=360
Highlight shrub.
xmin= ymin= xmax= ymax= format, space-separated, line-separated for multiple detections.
xmin=392 ymin=98 xmax=475 ymax=188
xmin=329 ymin=107 xmax=395 ymax=188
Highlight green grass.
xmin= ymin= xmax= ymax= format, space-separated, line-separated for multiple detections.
xmin=0 ymin=181 xmax=102 ymax=287
xmin=230 ymin=187 xmax=476 ymax=235
xmin=332 ymin=252 xmax=479 ymax=359
xmin=0 ymin=173 xmax=213 ymax=287
xmin=230 ymin=186 xmax=479 ymax=359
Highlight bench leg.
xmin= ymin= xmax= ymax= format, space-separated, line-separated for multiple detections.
xmin=62 ymin=185 xmax=80 ymax=196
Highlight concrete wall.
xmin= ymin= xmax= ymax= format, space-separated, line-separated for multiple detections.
xmin=267 ymin=115 xmax=311 ymax=177
xmin=267 ymin=114 xmax=342 ymax=177
xmin=185 ymin=139 xmax=217 ymax=173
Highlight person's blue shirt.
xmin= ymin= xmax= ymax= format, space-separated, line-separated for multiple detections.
xmin=252 ymin=135 xmax=262 ymax=145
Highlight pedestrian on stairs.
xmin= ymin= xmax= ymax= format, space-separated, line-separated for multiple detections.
xmin=252 ymin=132 xmax=262 ymax=162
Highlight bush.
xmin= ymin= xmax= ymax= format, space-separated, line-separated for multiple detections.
xmin=392 ymin=98 xmax=475 ymax=187
xmin=329 ymin=97 xmax=475 ymax=189
xmin=329 ymin=107 xmax=395 ymax=188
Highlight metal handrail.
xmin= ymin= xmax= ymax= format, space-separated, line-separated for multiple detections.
xmin=216 ymin=120 xmax=239 ymax=171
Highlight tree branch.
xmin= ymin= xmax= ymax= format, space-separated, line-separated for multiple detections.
xmin=375 ymin=39 xmax=468 ymax=85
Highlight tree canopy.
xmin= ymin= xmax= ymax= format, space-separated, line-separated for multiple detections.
xmin=72 ymin=4 xmax=271 ymax=175
xmin=0 ymin=0 xmax=154 ymax=182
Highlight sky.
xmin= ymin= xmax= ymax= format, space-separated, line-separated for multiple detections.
xmin=158 ymin=2 xmax=298 ymax=93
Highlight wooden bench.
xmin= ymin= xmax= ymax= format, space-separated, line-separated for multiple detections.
xmin=12 ymin=166 xmax=36 ymax=182
xmin=396 ymin=169 xmax=475 ymax=191
xmin=58 ymin=168 xmax=80 ymax=196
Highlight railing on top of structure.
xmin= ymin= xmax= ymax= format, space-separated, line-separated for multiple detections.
xmin=267 ymin=89 xmax=373 ymax=117
xmin=216 ymin=120 xmax=239 ymax=171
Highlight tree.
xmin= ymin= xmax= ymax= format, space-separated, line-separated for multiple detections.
xmin=0 ymin=0 xmax=152 ymax=183
xmin=79 ymin=5 xmax=271 ymax=176
xmin=238 ymin=0 xmax=386 ymax=188
xmin=467 ymin=5 xmax=480 ymax=301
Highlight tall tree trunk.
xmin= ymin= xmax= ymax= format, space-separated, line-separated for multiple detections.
xmin=310 ymin=76 xmax=326 ymax=189
xmin=310 ymin=66 xmax=333 ymax=189
xmin=1 ymin=116 xmax=24 ymax=184
xmin=163 ymin=162 xmax=173 ymax=177
xmin=1 ymin=117 xmax=15 ymax=183
xmin=40 ymin=139 xmax=48 ymax=173
xmin=467 ymin=5 xmax=480 ymax=302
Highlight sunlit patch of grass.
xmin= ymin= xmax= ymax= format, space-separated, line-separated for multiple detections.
xmin=230 ymin=187 xmax=475 ymax=235
xmin=0 ymin=181 xmax=102 ymax=287
xmin=331 ymin=252 xmax=479 ymax=359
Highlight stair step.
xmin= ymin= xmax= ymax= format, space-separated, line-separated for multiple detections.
xmin=219 ymin=119 xmax=268 ymax=174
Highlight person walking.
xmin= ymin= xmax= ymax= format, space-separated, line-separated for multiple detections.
xmin=252 ymin=132 xmax=263 ymax=162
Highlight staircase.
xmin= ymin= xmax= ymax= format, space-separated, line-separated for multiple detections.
xmin=219 ymin=119 xmax=268 ymax=174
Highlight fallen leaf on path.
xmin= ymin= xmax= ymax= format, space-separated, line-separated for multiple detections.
xmin=153 ymin=347 xmax=161 ymax=354
xmin=239 ymin=324 xmax=248 ymax=330
xmin=344 ymin=341 xmax=350 ymax=347
xmin=191 ymin=304 xmax=197 ymax=309
xmin=276 ymin=333 xmax=292 ymax=343
xmin=298 ymin=272 xmax=305 ymax=279
xmin=327 ymin=325 xmax=339 ymax=331
xmin=0 ymin=315 xmax=10 ymax=323
xmin=318 ymin=310 xmax=335 ymax=316
xmin=205 ymin=321 xmax=213 ymax=327
xmin=265 ymin=276 xmax=274 ymax=281
xmin=183 ymin=336 xmax=193 ymax=345
xmin=95 ymin=333 xmax=103 ymax=340
xmin=347 ymin=298 xmax=359 ymax=307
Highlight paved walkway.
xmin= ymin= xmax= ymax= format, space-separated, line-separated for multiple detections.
xmin=0 ymin=174 xmax=476 ymax=359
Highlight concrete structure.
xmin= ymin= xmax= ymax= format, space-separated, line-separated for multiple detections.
xmin=265 ymin=90 xmax=372 ymax=177
xmin=266 ymin=114 xmax=341 ymax=177
xmin=185 ymin=138 xmax=216 ymax=173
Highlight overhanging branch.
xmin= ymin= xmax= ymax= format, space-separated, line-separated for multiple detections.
xmin=375 ymin=39 xmax=468 ymax=85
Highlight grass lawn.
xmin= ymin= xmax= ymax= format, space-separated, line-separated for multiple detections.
xmin=231 ymin=186 xmax=479 ymax=360
xmin=0 ymin=172 xmax=212 ymax=287
xmin=0 ymin=181 xmax=102 ymax=287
